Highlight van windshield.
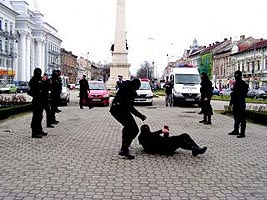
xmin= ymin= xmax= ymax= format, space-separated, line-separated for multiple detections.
xmin=175 ymin=74 xmax=200 ymax=84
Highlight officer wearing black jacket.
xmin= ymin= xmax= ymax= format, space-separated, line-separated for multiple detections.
xmin=110 ymin=79 xmax=146 ymax=159
xmin=50 ymin=70 xmax=62 ymax=124
xmin=229 ymin=70 xmax=248 ymax=138
xmin=28 ymin=68 xmax=48 ymax=138
xmin=138 ymin=124 xmax=207 ymax=156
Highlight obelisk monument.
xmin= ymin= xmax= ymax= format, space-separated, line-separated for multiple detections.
xmin=107 ymin=0 xmax=130 ymax=89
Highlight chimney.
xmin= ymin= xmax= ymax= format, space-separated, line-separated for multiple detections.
xmin=240 ymin=35 xmax=245 ymax=40
xmin=224 ymin=38 xmax=227 ymax=41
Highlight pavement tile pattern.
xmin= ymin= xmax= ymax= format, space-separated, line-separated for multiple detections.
xmin=0 ymin=93 xmax=267 ymax=199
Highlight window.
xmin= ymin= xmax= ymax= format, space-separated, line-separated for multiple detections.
xmin=0 ymin=19 xmax=2 ymax=30
xmin=5 ymin=22 xmax=8 ymax=32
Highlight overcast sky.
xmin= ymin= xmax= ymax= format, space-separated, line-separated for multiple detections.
xmin=28 ymin=0 xmax=267 ymax=75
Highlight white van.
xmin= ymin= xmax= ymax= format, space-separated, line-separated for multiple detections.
xmin=170 ymin=65 xmax=201 ymax=106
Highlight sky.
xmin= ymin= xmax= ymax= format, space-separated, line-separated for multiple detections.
xmin=28 ymin=0 xmax=267 ymax=76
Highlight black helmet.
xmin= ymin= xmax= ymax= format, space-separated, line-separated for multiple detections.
xmin=234 ymin=70 xmax=242 ymax=80
xmin=33 ymin=68 xmax=42 ymax=77
xmin=130 ymin=79 xmax=141 ymax=91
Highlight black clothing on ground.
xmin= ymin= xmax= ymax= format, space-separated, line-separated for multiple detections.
xmin=138 ymin=124 xmax=207 ymax=156
xmin=110 ymin=79 xmax=146 ymax=158
xmin=229 ymin=70 xmax=248 ymax=137
xmin=200 ymin=73 xmax=213 ymax=124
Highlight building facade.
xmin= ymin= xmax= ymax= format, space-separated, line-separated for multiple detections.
xmin=61 ymin=48 xmax=78 ymax=84
xmin=6 ymin=0 xmax=62 ymax=82
xmin=0 ymin=1 xmax=18 ymax=84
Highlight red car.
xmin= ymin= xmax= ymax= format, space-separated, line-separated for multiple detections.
xmin=88 ymin=81 xmax=110 ymax=106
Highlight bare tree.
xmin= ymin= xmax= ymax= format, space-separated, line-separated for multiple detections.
xmin=136 ymin=61 xmax=154 ymax=80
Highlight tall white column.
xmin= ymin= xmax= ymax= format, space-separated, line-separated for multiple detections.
xmin=36 ymin=39 xmax=43 ymax=72
xmin=26 ymin=34 xmax=31 ymax=81
xmin=19 ymin=32 xmax=27 ymax=81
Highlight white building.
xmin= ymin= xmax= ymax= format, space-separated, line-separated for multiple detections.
xmin=8 ymin=0 xmax=62 ymax=82
xmin=0 ymin=0 xmax=18 ymax=84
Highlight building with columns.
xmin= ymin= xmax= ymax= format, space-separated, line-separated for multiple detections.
xmin=8 ymin=0 xmax=61 ymax=81
xmin=0 ymin=0 xmax=18 ymax=84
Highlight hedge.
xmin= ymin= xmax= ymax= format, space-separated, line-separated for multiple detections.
xmin=0 ymin=103 xmax=32 ymax=120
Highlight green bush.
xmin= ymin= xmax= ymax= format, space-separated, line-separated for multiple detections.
xmin=0 ymin=103 xmax=32 ymax=120
xmin=220 ymin=108 xmax=267 ymax=126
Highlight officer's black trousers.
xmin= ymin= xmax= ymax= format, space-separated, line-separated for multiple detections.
xmin=110 ymin=106 xmax=139 ymax=150
xmin=31 ymin=101 xmax=44 ymax=134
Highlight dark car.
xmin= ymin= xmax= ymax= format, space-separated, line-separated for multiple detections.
xmin=247 ymin=88 xmax=256 ymax=98
xmin=255 ymin=89 xmax=267 ymax=99
xmin=16 ymin=81 xmax=29 ymax=93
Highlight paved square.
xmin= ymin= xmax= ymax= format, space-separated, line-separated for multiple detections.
xmin=0 ymin=93 xmax=267 ymax=199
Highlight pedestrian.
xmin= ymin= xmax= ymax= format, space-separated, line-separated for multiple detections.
xmin=79 ymin=75 xmax=93 ymax=109
xmin=28 ymin=68 xmax=48 ymax=138
xmin=163 ymin=80 xmax=173 ymax=107
xmin=138 ymin=124 xmax=207 ymax=156
xmin=116 ymin=75 xmax=123 ymax=90
xmin=228 ymin=70 xmax=249 ymax=138
xmin=110 ymin=78 xmax=146 ymax=159
xmin=49 ymin=70 xmax=62 ymax=124
xmin=199 ymin=72 xmax=213 ymax=125
xmin=42 ymin=73 xmax=54 ymax=128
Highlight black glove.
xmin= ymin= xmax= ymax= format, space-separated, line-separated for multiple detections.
xmin=140 ymin=115 xmax=146 ymax=121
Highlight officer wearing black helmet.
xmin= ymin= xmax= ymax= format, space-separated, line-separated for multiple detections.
xmin=110 ymin=78 xmax=146 ymax=159
xmin=28 ymin=68 xmax=48 ymax=138
xmin=228 ymin=70 xmax=249 ymax=138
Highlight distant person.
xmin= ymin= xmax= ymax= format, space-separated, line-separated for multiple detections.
xmin=163 ymin=80 xmax=173 ymax=107
xmin=49 ymin=70 xmax=62 ymax=124
xmin=116 ymin=75 xmax=123 ymax=90
xmin=28 ymin=68 xmax=48 ymax=138
xmin=138 ymin=124 xmax=207 ymax=156
xmin=79 ymin=75 xmax=93 ymax=109
xmin=199 ymin=72 xmax=213 ymax=125
xmin=228 ymin=70 xmax=248 ymax=138
xmin=42 ymin=73 xmax=54 ymax=128
xmin=110 ymin=79 xmax=146 ymax=159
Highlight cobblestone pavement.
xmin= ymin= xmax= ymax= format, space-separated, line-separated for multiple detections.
xmin=0 ymin=92 xmax=267 ymax=199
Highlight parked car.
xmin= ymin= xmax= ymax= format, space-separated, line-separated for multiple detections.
xmin=259 ymin=86 xmax=267 ymax=93
xmin=212 ymin=88 xmax=220 ymax=96
xmin=16 ymin=81 xmax=29 ymax=93
xmin=219 ymin=88 xmax=232 ymax=96
xmin=134 ymin=80 xmax=153 ymax=106
xmin=88 ymin=81 xmax=110 ymax=106
xmin=59 ymin=76 xmax=70 ymax=106
xmin=0 ymin=84 xmax=17 ymax=94
xmin=247 ymin=88 xmax=256 ymax=98
xmin=254 ymin=89 xmax=267 ymax=99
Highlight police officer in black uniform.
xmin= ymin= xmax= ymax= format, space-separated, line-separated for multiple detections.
xmin=50 ymin=70 xmax=62 ymax=124
xmin=28 ymin=68 xmax=48 ymax=138
xmin=229 ymin=70 xmax=249 ymax=138
xmin=110 ymin=79 xmax=146 ymax=159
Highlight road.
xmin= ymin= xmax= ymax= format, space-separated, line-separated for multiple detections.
xmin=0 ymin=90 xmax=267 ymax=199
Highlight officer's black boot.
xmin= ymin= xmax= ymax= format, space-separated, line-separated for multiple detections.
xmin=199 ymin=115 xmax=207 ymax=123
xmin=204 ymin=115 xmax=211 ymax=125
xmin=192 ymin=146 xmax=207 ymax=157
xmin=118 ymin=143 xmax=135 ymax=159
xmin=229 ymin=123 xmax=239 ymax=135
xmin=237 ymin=123 xmax=246 ymax=138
